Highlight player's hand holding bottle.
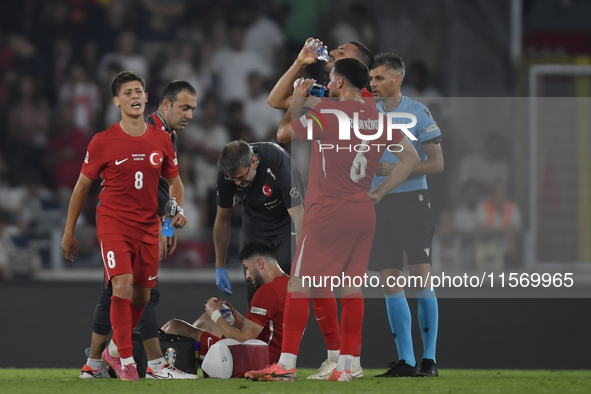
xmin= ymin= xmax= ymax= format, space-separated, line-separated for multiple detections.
xmin=297 ymin=38 xmax=322 ymax=65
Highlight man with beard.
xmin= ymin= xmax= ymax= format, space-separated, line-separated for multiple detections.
xmin=213 ymin=140 xmax=305 ymax=303
xmin=268 ymin=38 xmax=374 ymax=145
xmin=265 ymin=39 xmax=374 ymax=379
xmin=245 ymin=58 xmax=418 ymax=382
xmin=162 ymin=240 xmax=289 ymax=365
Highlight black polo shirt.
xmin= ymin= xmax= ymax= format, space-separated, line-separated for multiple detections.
xmin=216 ymin=142 xmax=305 ymax=237
xmin=145 ymin=112 xmax=179 ymax=217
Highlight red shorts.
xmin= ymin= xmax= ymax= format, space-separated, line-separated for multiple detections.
xmin=199 ymin=331 xmax=223 ymax=360
xmin=98 ymin=234 xmax=159 ymax=288
xmin=291 ymin=200 xmax=375 ymax=280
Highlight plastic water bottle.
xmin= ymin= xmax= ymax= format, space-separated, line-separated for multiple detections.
xmin=162 ymin=197 xmax=177 ymax=237
xmin=307 ymin=40 xmax=330 ymax=62
xmin=308 ymin=83 xmax=330 ymax=97
xmin=220 ymin=303 xmax=235 ymax=325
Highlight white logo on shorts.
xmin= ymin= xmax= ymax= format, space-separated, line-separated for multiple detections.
xmin=148 ymin=275 xmax=158 ymax=281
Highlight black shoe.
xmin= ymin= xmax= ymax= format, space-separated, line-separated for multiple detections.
xmin=416 ymin=358 xmax=438 ymax=377
xmin=375 ymin=360 xmax=417 ymax=377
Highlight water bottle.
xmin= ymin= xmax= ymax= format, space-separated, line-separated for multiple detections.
xmin=220 ymin=303 xmax=235 ymax=325
xmin=162 ymin=197 xmax=177 ymax=237
xmin=308 ymin=83 xmax=330 ymax=97
xmin=307 ymin=40 xmax=330 ymax=62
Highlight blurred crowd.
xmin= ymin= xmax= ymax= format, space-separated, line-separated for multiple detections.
xmin=0 ymin=0 xmax=521 ymax=279
xmin=432 ymin=132 xmax=522 ymax=271
xmin=0 ymin=0 xmax=384 ymax=276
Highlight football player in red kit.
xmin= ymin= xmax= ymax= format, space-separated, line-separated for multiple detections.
xmin=161 ymin=240 xmax=288 ymax=367
xmin=268 ymin=38 xmax=375 ymax=379
xmin=61 ymin=71 xmax=186 ymax=381
xmin=246 ymin=59 xmax=420 ymax=381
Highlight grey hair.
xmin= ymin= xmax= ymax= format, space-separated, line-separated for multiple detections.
xmin=372 ymin=52 xmax=406 ymax=81
xmin=217 ymin=140 xmax=254 ymax=176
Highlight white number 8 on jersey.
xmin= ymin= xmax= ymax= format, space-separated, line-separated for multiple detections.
xmin=135 ymin=171 xmax=143 ymax=189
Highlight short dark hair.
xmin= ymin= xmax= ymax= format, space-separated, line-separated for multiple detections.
xmin=160 ymin=80 xmax=197 ymax=105
xmin=349 ymin=41 xmax=374 ymax=70
xmin=110 ymin=71 xmax=146 ymax=97
xmin=239 ymin=240 xmax=277 ymax=261
xmin=372 ymin=52 xmax=406 ymax=80
xmin=217 ymin=140 xmax=254 ymax=175
xmin=333 ymin=58 xmax=369 ymax=91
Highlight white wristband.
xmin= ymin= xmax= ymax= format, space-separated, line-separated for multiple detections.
xmin=211 ymin=310 xmax=222 ymax=324
xmin=177 ymin=206 xmax=184 ymax=216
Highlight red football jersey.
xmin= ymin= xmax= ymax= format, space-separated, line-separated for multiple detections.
xmin=292 ymin=98 xmax=404 ymax=211
xmin=246 ymin=275 xmax=289 ymax=364
xmin=325 ymin=86 xmax=373 ymax=99
xmin=81 ymin=122 xmax=178 ymax=243
xmin=361 ymin=87 xmax=373 ymax=98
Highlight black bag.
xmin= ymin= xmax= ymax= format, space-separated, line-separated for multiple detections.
xmin=132 ymin=330 xmax=198 ymax=377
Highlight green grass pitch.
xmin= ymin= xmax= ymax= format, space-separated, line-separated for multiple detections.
xmin=1 ymin=369 xmax=591 ymax=393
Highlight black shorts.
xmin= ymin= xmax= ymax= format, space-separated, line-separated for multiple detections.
xmin=368 ymin=190 xmax=435 ymax=271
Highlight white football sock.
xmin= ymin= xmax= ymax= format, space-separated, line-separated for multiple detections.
xmin=351 ymin=356 xmax=361 ymax=370
xmin=278 ymin=353 xmax=297 ymax=370
xmin=336 ymin=354 xmax=353 ymax=372
xmin=148 ymin=357 xmax=166 ymax=372
xmin=328 ymin=350 xmax=339 ymax=363
xmin=86 ymin=358 xmax=104 ymax=370
xmin=108 ymin=340 xmax=119 ymax=357
xmin=121 ymin=356 xmax=135 ymax=368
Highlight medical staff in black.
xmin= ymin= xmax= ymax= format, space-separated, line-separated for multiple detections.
xmin=214 ymin=140 xmax=305 ymax=301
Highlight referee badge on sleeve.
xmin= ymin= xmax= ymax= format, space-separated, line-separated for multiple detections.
xmin=425 ymin=124 xmax=439 ymax=133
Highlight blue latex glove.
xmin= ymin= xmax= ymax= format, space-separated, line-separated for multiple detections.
xmin=216 ymin=267 xmax=233 ymax=295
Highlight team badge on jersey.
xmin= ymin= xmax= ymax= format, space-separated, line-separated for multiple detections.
xmin=149 ymin=150 xmax=164 ymax=168
xmin=262 ymin=184 xmax=272 ymax=197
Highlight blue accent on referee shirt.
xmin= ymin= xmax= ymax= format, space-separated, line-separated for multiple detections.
xmin=371 ymin=96 xmax=441 ymax=194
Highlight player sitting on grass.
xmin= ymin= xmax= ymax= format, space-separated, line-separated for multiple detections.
xmin=161 ymin=240 xmax=288 ymax=366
